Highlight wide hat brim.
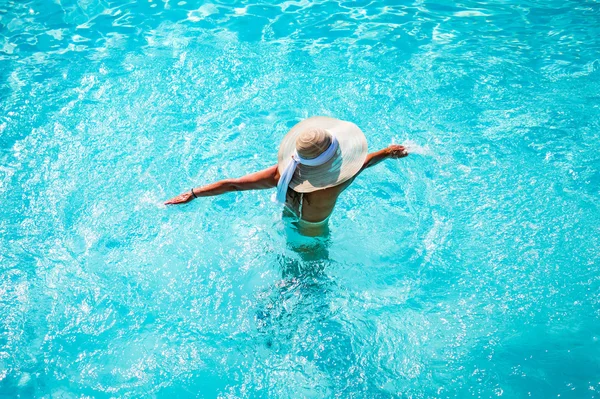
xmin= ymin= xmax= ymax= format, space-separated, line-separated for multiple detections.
xmin=277 ymin=116 xmax=368 ymax=193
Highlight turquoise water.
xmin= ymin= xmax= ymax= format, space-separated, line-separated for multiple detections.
xmin=1 ymin=0 xmax=600 ymax=397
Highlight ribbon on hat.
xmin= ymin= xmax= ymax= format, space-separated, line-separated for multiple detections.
xmin=275 ymin=135 xmax=339 ymax=203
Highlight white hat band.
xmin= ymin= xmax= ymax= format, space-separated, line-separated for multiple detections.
xmin=275 ymin=135 xmax=339 ymax=203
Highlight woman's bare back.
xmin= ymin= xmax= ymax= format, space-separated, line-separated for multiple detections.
xmin=285 ymin=178 xmax=354 ymax=223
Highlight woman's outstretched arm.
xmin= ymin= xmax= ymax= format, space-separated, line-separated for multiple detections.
xmin=164 ymin=165 xmax=279 ymax=205
xmin=360 ymin=144 xmax=408 ymax=172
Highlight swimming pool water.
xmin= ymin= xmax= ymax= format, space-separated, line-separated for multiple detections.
xmin=1 ymin=0 xmax=600 ymax=397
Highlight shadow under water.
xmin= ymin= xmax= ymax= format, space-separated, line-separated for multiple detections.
xmin=249 ymin=215 xmax=396 ymax=395
xmin=253 ymin=211 xmax=335 ymax=344
xmin=279 ymin=208 xmax=332 ymax=279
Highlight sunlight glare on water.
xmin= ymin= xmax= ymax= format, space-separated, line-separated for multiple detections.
xmin=1 ymin=0 xmax=600 ymax=397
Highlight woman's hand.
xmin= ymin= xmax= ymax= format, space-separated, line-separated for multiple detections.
xmin=387 ymin=145 xmax=408 ymax=159
xmin=165 ymin=191 xmax=194 ymax=205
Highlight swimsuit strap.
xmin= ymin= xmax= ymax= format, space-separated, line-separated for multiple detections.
xmin=299 ymin=193 xmax=304 ymax=220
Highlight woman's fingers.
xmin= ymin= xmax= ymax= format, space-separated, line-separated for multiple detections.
xmin=165 ymin=193 xmax=190 ymax=205
xmin=388 ymin=145 xmax=408 ymax=158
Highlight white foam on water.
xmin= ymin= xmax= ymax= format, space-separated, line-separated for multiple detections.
xmin=454 ymin=10 xmax=490 ymax=17
xmin=18 ymin=372 xmax=31 ymax=387
xmin=187 ymin=4 xmax=218 ymax=22
xmin=392 ymin=138 xmax=433 ymax=156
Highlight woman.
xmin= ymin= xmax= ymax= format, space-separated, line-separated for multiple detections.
xmin=165 ymin=116 xmax=408 ymax=234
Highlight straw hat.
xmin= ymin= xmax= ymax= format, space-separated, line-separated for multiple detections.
xmin=277 ymin=116 xmax=368 ymax=193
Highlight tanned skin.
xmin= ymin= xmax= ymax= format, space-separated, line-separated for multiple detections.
xmin=165 ymin=145 xmax=408 ymax=223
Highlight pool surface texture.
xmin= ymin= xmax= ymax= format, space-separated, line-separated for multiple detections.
xmin=1 ymin=0 xmax=600 ymax=397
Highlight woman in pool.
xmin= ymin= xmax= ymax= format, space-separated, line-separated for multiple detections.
xmin=165 ymin=116 xmax=408 ymax=232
